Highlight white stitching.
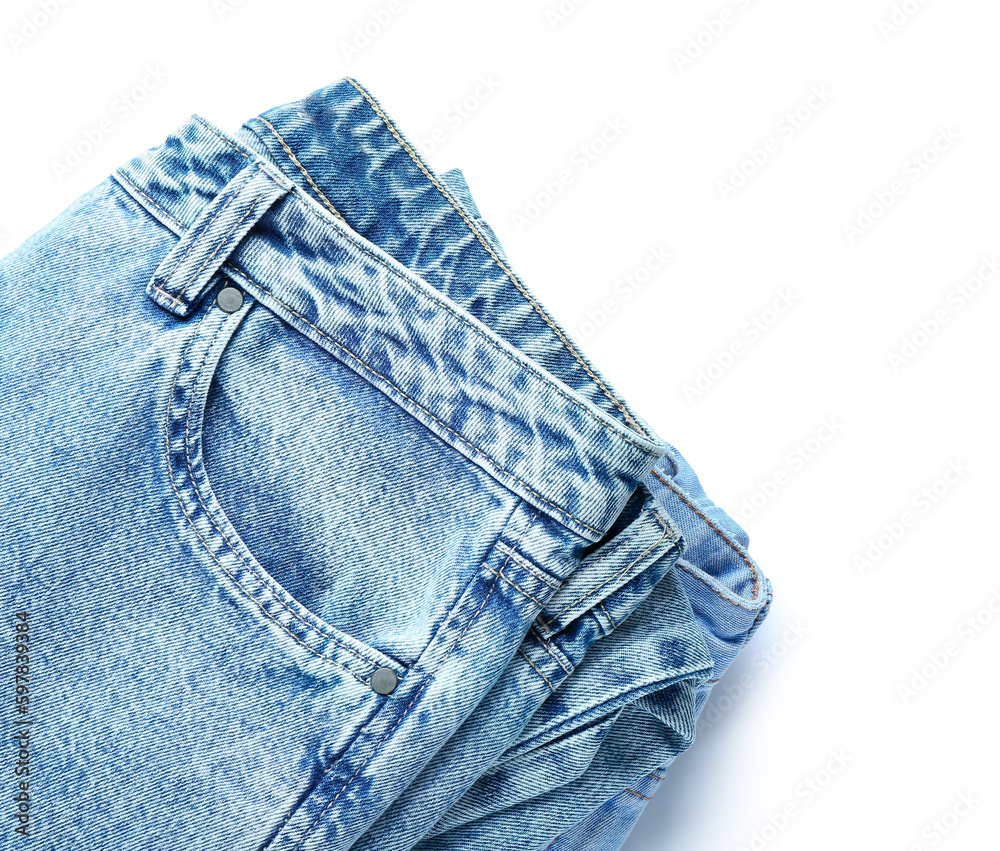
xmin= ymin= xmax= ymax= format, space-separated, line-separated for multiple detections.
xmin=519 ymin=647 xmax=556 ymax=692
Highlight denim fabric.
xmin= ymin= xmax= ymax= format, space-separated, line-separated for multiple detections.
xmin=352 ymin=491 xmax=712 ymax=851
xmin=386 ymin=169 xmax=772 ymax=850
xmin=529 ymin=445 xmax=773 ymax=851
xmin=214 ymin=81 xmax=714 ymax=851
xmin=0 ymin=79 xmax=670 ymax=850
xmin=217 ymin=80 xmax=761 ymax=851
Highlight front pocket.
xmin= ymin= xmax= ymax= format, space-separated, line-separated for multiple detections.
xmin=165 ymin=288 xmax=405 ymax=686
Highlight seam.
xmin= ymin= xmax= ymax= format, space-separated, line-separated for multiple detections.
xmin=158 ymin=164 xmax=259 ymax=301
xmin=254 ymin=116 xmax=347 ymax=222
xmin=165 ymin=311 xmax=383 ymax=683
xmin=115 ymin=153 xmax=605 ymax=534
xmin=535 ymin=634 xmax=572 ymax=676
xmin=435 ymin=508 xmax=537 ymax=668
xmin=484 ymin=565 xmax=547 ymax=607
xmin=177 ymin=197 xmax=261 ymax=302
xmin=114 ymin=169 xmax=188 ymax=232
xmin=180 ymin=310 xmax=394 ymax=674
xmin=494 ymin=541 xmax=562 ymax=589
xmin=652 ymin=470 xmax=761 ymax=600
xmin=119 ymin=164 xmax=650 ymax=536
xmin=344 ymin=76 xmax=648 ymax=439
xmin=508 ymin=664 xmax=707 ymax=758
xmin=293 ymin=676 xmax=432 ymax=850
xmin=295 ymin=509 xmax=538 ymax=848
xmin=192 ymin=114 xmax=252 ymax=160
xmin=117 ymin=163 xmax=654 ymax=458
xmin=541 ymin=511 xmax=672 ymax=628
xmin=674 ymin=561 xmax=762 ymax=614
xmin=598 ymin=601 xmax=617 ymax=629
xmin=519 ymin=647 xmax=556 ymax=692
xmin=273 ymin=186 xmax=653 ymax=453
xmin=624 ymin=789 xmax=651 ymax=801
xmin=647 ymin=773 xmax=666 ymax=781
xmin=224 ymin=258 xmax=604 ymax=538
xmin=163 ymin=315 xmax=363 ymax=682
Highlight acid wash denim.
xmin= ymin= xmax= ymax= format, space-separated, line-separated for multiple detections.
xmin=0 ymin=78 xmax=676 ymax=849
xmin=212 ymin=79 xmax=711 ymax=851
xmin=346 ymin=168 xmax=772 ymax=851
xmin=208 ymin=79 xmax=765 ymax=851
xmin=442 ymin=445 xmax=772 ymax=851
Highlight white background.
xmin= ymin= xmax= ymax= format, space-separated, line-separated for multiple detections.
xmin=2 ymin=1 xmax=997 ymax=849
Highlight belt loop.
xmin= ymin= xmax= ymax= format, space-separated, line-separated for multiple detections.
xmin=534 ymin=486 xmax=682 ymax=640
xmin=146 ymin=159 xmax=293 ymax=317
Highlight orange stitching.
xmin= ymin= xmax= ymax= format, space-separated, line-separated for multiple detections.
xmin=484 ymin=566 xmax=548 ymax=607
xmin=192 ymin=114 xmax=252 ymax=159
xmin=344 ymin=76 xmax=649 ymax=439
xmin=625 ymin=789 xmax=651 ymax=801
xmin=254 ymin=115 xmax=346 ymax=222
xmin=652 ymin=470 xmax=761 ymax=599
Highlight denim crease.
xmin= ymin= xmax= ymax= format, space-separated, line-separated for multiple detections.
xmin=0 ymin=79 xmax=669 ymax=850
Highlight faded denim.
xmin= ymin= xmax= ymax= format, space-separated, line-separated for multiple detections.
xmin=1 ymin=76 xmax=769 ymax=851
xmin=502 ymin=445 xmax=773 ymax=851
xmin=0 ymin=79 xmax=674 ymax=850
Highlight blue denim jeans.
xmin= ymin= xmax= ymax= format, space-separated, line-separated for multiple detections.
xmin=369 ymin=163 xmax=773 ymax=849
xmin=0 ymin=78 xmax=684 ymax=850
xmin=493 ymin=445 xmax=773 ymax=851
xmin=1 ymin=77 xmax=769 ymax=851
xmin=216 ymin=81 xmax=711 ymax=851
xmin=292 ymin=120 xmax=769 ymax=849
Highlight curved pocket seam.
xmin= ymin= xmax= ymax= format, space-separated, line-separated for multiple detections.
xmin=165 ymin=298 xmax=402 ymax=685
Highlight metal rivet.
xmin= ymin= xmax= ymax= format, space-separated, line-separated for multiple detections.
xmin=370 ymin=667 xmax=398 ymax=696
xmin=216 ymin=286 xmax=244 ymax=314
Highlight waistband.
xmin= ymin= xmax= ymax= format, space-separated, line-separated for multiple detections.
xmin=113 ymin=79 xmax=666 ymax=541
